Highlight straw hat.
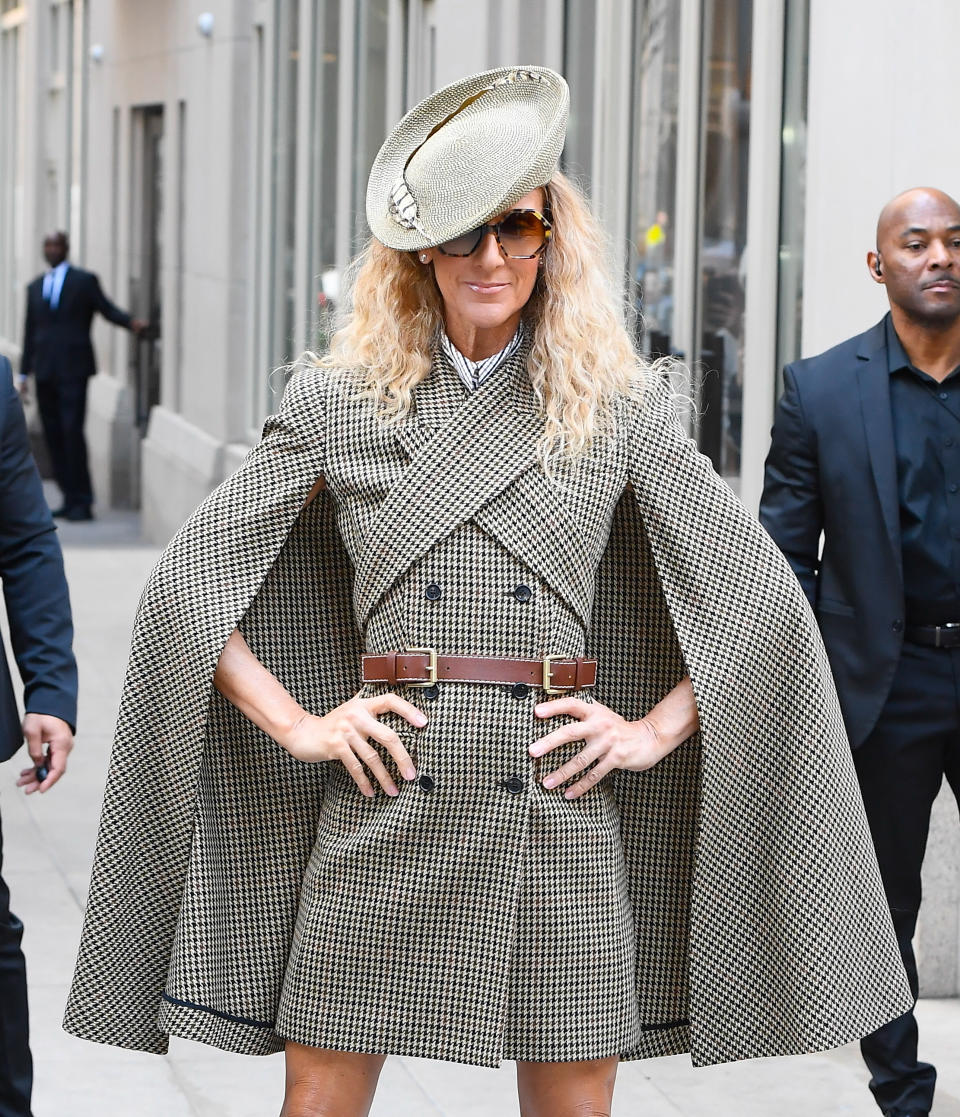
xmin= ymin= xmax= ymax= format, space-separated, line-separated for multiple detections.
xmin=366 ymin=66 xmax=569 ymax=252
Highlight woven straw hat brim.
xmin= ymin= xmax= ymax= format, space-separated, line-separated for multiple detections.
xmin=366 ymin=66 xmax=569 ymax=252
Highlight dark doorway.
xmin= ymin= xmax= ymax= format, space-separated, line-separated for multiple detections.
xmin=130 ymin=105 xmax=163 ymax=433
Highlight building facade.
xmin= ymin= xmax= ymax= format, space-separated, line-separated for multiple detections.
xmin=1 ymin=0 xmax=958 ymax=993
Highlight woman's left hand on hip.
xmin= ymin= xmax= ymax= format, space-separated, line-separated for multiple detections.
xmin=529 ymin=697 xmax=668 ymax=800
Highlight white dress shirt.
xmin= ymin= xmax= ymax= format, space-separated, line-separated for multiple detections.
xmin=440 ymin=322 xmax=525 ymax=392
xmin=41 ymin=261 xmax=70 ymax=309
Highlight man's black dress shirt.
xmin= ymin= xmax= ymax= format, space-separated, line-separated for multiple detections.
xmin=887 ymin=317 xmax=960 ymax=622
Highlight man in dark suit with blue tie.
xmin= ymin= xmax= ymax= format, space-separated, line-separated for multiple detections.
xmin=760 ymin=187 xmax=960 ymax=1117
xmin=0 ymin=353 xmax=77 ymax=1115
xmin=20 ymin=231 xmax=145 ymax=521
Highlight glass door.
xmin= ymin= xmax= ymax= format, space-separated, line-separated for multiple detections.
xmin=130 ymin=105 xmax=164 ymax=433
xmin=626 ymin=0 xmax=754 ymax=481
xmin=696 ymin=0 xmax=752 ymax=481
xmin=627 ymin=0 xmax=682 ymax=361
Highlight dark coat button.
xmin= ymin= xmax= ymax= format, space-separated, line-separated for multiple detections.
xmin=511 ymin=683 xmax=530 ymax=699
xmin=504 ymin=776 xmax=525 ymax=794
xmin=892 ymin=619 xmax=903 ymax=633
xmin=418 ymin=774 xmax=435 ymax=792
xmin=422 ymin=685 xmax=439 ymax=700
xmin=513 ymin=584 xmax=532 ymax=603
xmin=425 ymin=583 xmax=442 ymax=601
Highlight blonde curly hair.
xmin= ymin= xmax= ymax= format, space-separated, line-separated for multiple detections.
xmin=312 ymin=171 xmax=647 ymax=461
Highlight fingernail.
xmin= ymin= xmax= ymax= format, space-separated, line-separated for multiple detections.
xmin=564 ymin=789 xmax=575 ymax=800
xmin=534 ymin=705 xmax=545 ymax=715
xmin=543 ymin=776 xmax=556 ymax=789
xmin=413 ymin=713 xmax=427 ymax=727
xmin=404 ymin=767 xmax=416 ymax=781
xmin=528 ymin=745 xmax=540 ymax=756
xmin=387 ymin=785 xmax=398 ymax=797
xmin=363 ymin=788 xmax=374 ymax=798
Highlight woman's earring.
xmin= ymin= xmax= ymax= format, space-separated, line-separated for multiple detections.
xmin=419 ymin=253 xmax=429 ymax=264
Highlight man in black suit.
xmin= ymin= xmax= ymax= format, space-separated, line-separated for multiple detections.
xmin=0 ymin=354 xmax=77 ymax=1116
xmin=20 ymin=231 xmax=145 ymax=521
xmin=760 ymin=187 xmax=960 ymax=1117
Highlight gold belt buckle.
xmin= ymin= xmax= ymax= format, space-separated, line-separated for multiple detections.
xmin=405 ymin=647 xmax=437 ymax=687
xmin=542 ymin=655 xmax=565 ymax=695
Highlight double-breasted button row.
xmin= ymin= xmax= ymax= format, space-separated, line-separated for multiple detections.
xmin=425 ymin=583 xmax=532 ymax=602
xmin=417 ymin=774 xmax=526 ymax=794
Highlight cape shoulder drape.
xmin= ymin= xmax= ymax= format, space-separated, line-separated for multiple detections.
xmin=63 ymin=357 xmax=911 ymax=1066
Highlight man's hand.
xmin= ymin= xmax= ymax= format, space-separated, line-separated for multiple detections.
xmin=17 ymin=713 xmax=74 ymax=794
xmin=130 ymin=319 xmax=149 ymax=337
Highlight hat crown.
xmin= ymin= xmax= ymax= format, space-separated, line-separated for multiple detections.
xmin=367 ymin=66 xmax=569 ymax=251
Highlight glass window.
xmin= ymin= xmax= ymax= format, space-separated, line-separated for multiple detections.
xmin=777 ymin=0 xmax=809 ymax=381
xmin=352 ymin=0 xmax=389 ymax=254
xmin=268 ymin=0 xmax=299 ymax=366
xmin=0 ymin=24 xmax=19 ymax=341
xmin=697 ymin=0 xmax=752 ymax=481
xmin=307 ymin=0 xmax=340 ymax=353
xmin=562 ymin=0 xmax=596 ymax=189
xmin=628 ymin=0 xmax=681 ymax=361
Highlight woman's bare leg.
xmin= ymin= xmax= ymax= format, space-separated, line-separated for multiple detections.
xmin=515 ymin=1056 xmax=620 ymax=1117
xmin=280 ymin=1043 xmax=387 ymax=1117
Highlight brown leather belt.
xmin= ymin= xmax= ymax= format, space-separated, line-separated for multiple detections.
xmin=361 ymin=650 xmax=597 ymax=694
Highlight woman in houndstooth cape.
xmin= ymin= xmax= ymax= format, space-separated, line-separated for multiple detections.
xmin=64 ymin=68 xmax=911 ymax=1116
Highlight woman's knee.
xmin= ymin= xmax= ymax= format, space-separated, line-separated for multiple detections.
xmin=281 ymin=1044 xmax=386 ymax=1117
xmin=516 ymin=1056 xmax=619 ymax=1117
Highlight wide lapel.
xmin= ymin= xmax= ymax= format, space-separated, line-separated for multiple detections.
xmin=473 ymin=470 xmax=596 ymax=629
xmin=856 ymin=319 xmax=901 ymax=563
xmin=353 ymin=345 xmax=598 ymax=631
xmin=391 ymin=346 xmax=470 ymax=460
xmin=352 ymin=346 xmax=543 ymax=629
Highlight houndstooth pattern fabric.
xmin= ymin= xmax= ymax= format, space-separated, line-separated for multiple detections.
xmin=63 ymin=346 xmax=911 ymax=1066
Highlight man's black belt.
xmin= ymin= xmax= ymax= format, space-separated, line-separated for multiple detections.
xmin=904 ymin=622 xmax=960 ymax=648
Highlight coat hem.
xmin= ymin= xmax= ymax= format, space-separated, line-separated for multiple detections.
xmin=161 ymin=993 xmax=274 ymax=1031
xmin=157 ymin=997 xmax=285 ymax=1056
xmin=686 ymin=990 xmax=915 ymax=1067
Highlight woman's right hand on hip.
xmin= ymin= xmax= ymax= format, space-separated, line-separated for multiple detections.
xmin=278 ymin=693 xmax=424 ymax=797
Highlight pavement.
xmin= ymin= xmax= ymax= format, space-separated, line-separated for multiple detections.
xmin=1 ymin=496 xmax=958 ymax=1116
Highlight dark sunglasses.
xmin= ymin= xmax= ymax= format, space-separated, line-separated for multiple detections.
xmin=436 ymin=209 xmax=553 ymax=258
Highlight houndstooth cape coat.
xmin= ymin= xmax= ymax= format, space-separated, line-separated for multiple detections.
xmin=64 ymin=346 xmax=911 ymax=1067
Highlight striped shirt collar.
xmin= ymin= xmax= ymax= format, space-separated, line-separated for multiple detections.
xmin=439 ymin=322 xmax=526 ymax=391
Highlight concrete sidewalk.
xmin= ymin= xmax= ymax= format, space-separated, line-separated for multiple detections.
xmin=3 ymin=504 xmax=957 ymax=1115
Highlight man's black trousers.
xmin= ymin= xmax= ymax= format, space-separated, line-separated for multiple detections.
xmin=0 ymin=811 xmax=31 ymax=1117
xmin=854 ymin=640 xmax=960 ymax=1117
xmin=34 ymin=375 xmax=92 ymax=513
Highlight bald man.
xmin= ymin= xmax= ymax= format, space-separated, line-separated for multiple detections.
xmin=760 ymin=187 xmax=960 ymax=1117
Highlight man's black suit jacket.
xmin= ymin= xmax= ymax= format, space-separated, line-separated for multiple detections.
xmin=21 ymin=266 xmax=131 ymax=382
xmin=760 ymin=316 xmax=906 ymax=749
xmin=0 ymin=357 xmax=77 ymax=759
